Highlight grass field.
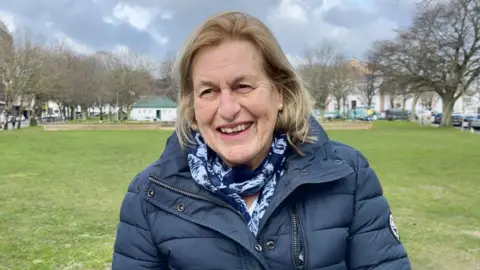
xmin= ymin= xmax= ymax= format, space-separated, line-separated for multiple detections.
xmin=0 ymin=121 xmax=479 ymax=270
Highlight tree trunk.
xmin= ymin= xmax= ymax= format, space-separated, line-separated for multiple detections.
xmin=30 ymin=98 xmax=40 ymax=127
xmin=16 ymin=105 xmax=23 ymax=129
xmin=367 ymin=97 xmax=373 ymax=108
xmin=62 ymin=106 xmax=67 ymax=121
xmin=81 ymin=106 xmax=88 ymax=120
xmin=440 ymin=94 xmax=456 ymax=127
xmin=389 ymin=96 xmax=395 ymax=108
xmin=318 ymin=106 xmax=326 ymax=121
xmin=71 ymin=106 xmax=76 ymax=120
xmin=409 ymin=94 xmax=421 ymax=122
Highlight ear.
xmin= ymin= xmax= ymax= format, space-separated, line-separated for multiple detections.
xmin=190 ymin=114 xmax=199 ymax=130
xmin=191 ymin=123 xmax=199 ymax=131
xmin=277 ymin=87 xmax=284 ymax=112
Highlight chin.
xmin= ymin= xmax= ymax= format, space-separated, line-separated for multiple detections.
xmin=218 ymin=146 xmax=258 ymax=168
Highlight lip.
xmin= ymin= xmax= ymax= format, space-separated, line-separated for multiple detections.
xmin=216 ymin=121 xmax=254 ymax=142
xmin=216 ymin=121 xmax=254 ymax=130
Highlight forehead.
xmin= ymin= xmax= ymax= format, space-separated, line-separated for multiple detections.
xmin=191 ymin=40 xmax=264 ymax=82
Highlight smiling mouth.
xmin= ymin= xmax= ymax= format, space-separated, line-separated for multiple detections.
xmin=217 ymin=122 xmax=253 ymax=135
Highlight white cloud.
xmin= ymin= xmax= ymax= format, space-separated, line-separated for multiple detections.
xmin=109 ymin=3 xmax=169 ymax=46
xmin=268 ymin=0 xmax=309 ymax=24
xmin=103 ymin=16 xmax=116 ymax=25
xmin=286 ymin=53 xmax=305 ymax=67
xmin=150 ymin=31 xmax=168 ymax=45
xmin=112 ymin=44 xmax=129 ymax=54
xmin=113 ymin=3 xmax=154 ymax=30
xmin=53 ymin=31 xmax=94 ymax=55
xmin=0 ymin=10 xmax=16 ymax=33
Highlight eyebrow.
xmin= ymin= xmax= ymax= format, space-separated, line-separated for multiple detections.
xmin=196 ymin=74 xmax=258 ymax=89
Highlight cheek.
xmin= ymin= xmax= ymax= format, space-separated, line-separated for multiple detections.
xmin=247 ymin=93 xmax=280 ymax=119
xmin=193 ymin=101 xmax=215 ymax=125
xmin=249 ymin=103 xmax=279 ymax=124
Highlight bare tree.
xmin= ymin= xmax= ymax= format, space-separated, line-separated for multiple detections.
xmin=330 ymin=55 xmax=355 ymax=116
xmin=69 ymin=55 xmax=102 ymax=120
xmin=104 ymin=48 xmax=154 ymax=120
xmin=357 ymin=53 xmax=382 ymax=107
xmin=155 ymin=51 xmax=178 ymax=101
xmin=372 ymin=0 xmax=480 ymax=126
xmin=297 ymin=42 xmax=336 ymax=119
xmin=93 ymin=51 xmax=121 ymax=120
xmin=47 ymin=48 xmax=77 ymax=120
xmin=420 ymin=91 xmax=439 ymax=110
xmin=0 ymin=30 xmax=45 ymax=129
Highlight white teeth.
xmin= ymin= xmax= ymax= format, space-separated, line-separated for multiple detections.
xmin=220 ymin=124 xmax=249 ymax=134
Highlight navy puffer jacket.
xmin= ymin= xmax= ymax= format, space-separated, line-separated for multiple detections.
xmin=112 ymin=120 xmax=411 ymax=269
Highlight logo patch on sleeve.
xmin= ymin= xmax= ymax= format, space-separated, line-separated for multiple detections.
xmin=389 ymin=213 xmax=400 ymax=242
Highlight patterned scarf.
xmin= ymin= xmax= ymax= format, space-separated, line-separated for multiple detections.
xmin=187 ymin=132 xmax=289 ymax=236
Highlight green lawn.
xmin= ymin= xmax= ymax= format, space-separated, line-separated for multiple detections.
xmin=0 ymin=122 xmax=479 ymax=270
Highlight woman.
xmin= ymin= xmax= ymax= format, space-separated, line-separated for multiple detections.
xmin=112 ymin=11 xmax=411 ymax=270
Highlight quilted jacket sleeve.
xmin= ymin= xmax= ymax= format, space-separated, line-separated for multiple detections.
xmin=112 ymin=174 xmax=167 ymax=270
xmin=347 ymin=151 xmax=412 ymax=270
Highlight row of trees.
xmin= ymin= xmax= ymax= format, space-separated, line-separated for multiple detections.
xmin=299 ymin=0 xmax=480 ymax=126
xmin=0 ymin=32 xmax=177 ymax=130
xmin=296 ymin=42 xmax=425 ymax=121
xmin=2 ymin=0 xmax=478 ymax=129
xmin=370 ymin=0 xmax=480 ymax=126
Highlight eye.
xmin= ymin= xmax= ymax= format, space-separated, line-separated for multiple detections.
xmin=236 ymin=84 xmax=252 ymax=91
xmin=200 ymin=88 xmax=213 ymax=97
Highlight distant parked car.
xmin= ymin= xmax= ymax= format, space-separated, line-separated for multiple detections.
xmin=451 ymin=114 xmax=463 ymax=126
xmin=323 ymin=111 xmax=346 ymax=121
xmin=432 ymin=113 xmax=442 ymax=124
xmin=469 ymin=115 xmax=480 ymax=130
xmin=385 ymin=109 xmax=410 ymax=121
xmin=462 ymin=115 xmax=476 ymax=128
xmin=433 ymin=113 xmax=467 ymax=126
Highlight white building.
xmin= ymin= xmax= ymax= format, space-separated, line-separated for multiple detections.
xmin=129 ymin=96 xmax=177 ymax=121
xmin=326 ymin=91 xmax=471 ymax=115
xmin=323 ymin=58 xmax=480 ymax=117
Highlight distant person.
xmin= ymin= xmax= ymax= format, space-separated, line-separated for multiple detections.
xmin=112 ymin=11 xmax=411 ymax=269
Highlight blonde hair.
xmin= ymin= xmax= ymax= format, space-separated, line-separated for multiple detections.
xmin=173 ymin=11 xmax=315 ymax=154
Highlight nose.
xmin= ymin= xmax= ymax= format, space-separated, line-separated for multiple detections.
xmin=217 ymin=89 xmax=241 ymax=121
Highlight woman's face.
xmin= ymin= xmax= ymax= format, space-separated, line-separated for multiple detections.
xmin=191 ymin=40 xmax=283 ymax=170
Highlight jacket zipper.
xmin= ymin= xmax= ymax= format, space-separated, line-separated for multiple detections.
xmin=291 ymin=204 xmax=306 ymax=270
xmin=148 ymin=175 xmax=247 ymax=223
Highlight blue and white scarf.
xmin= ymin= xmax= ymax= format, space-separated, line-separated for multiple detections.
xmin=187 ymin=132 xmax=289 ymax=236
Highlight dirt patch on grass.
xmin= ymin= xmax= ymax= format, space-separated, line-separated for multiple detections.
xmin=419 ymin=185 xmax=446 ymax=199
xmin=43 ymin=123 xmax=175 ymax=131
xmin=321 ymin=122 xmax=373 ymax=130
xmin=462 ymin=230 xmax=480 ymax=239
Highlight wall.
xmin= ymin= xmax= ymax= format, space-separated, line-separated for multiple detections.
xmin=129 ymin=107 xmax=177 ymax=121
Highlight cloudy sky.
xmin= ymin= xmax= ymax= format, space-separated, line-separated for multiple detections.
xmin=0 ymin=0 xmax=416 ymax=65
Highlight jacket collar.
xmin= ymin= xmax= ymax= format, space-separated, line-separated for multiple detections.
xmin=149 ymin=116 xmax=352 ymax=186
